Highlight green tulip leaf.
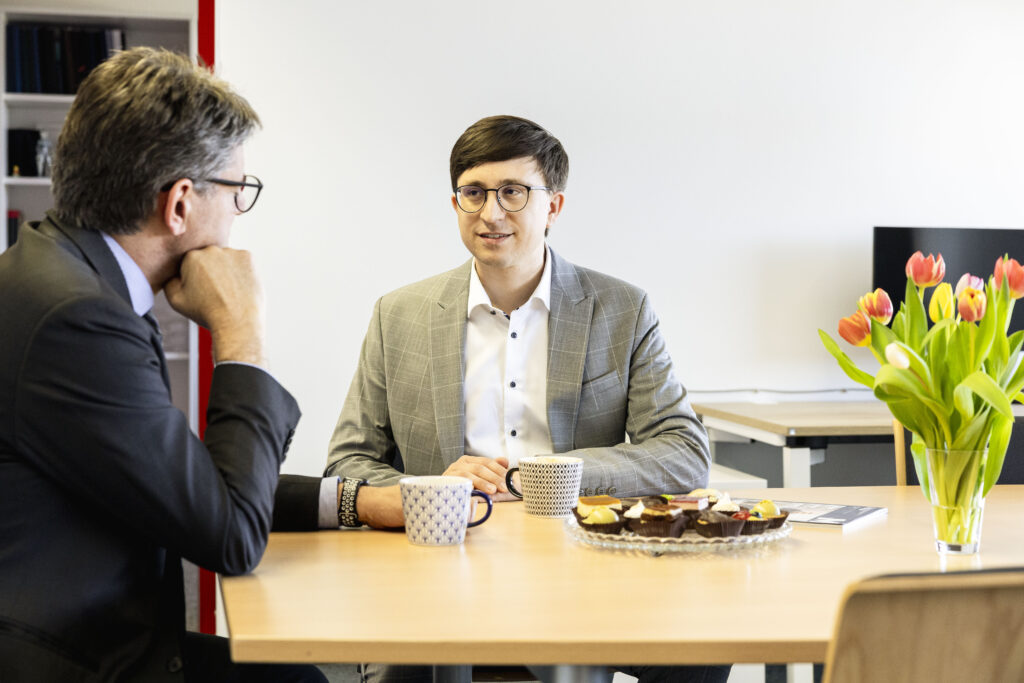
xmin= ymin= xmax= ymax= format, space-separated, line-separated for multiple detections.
xmin=983 ymin=414 xmax=1013 ymax=495
xmin=818 ymin=330 xmax=875 ymax=388
xmin=958 ymin=371 xmax=1014 ymax=419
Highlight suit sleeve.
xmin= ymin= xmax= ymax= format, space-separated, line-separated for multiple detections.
xmin=568 ymin=294 xmax=711 ymax=496
xmin=15 ymin=295 xmax=301 ymax=574
xmin=324 ymin=298 xmax=408 ymax=486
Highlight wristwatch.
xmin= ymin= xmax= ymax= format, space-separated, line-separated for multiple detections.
xmin=338 ymin=477 xmax=368 ymax=528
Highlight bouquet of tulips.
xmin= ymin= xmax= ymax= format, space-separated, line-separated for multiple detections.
xmin=819 ymin=252 xmax=1024 ymax=510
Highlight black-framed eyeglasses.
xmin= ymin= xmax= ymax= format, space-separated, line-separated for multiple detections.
xmin=454 ymin=184 xmax=550 ymax=213
xmin=160 ymin=175 xmax=263 ymax=214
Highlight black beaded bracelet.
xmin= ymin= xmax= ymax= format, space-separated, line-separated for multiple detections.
xmin=338 ymin=477 xmax=367 ymax=528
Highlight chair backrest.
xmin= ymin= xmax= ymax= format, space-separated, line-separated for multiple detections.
xmin=823 ymin=568 xmax=1024 ymax=683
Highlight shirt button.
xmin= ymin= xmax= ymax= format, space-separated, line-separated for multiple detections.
xmin=596 ymin=487 xmax=606 ymax=495
xmin=510 ymin=429 xmax=517 ymax=437
xmin=510 ymin=332 xmax=518 ymax=339
xmin=490 ymin=310 xmax=496 ymax=315
xmin=166 ymin=656 xmax=183 ymax=673
xmin=509 ymin=381 xmax=516 ymax=388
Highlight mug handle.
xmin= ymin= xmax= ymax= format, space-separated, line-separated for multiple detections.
xmin=504 ymin=467 xmax=523 ymax=499
xmin=468 ymin=490 xmax=493 ymax=527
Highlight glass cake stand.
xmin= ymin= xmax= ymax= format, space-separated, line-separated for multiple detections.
xmin=565 ymin=517 xmax=793 ymax=557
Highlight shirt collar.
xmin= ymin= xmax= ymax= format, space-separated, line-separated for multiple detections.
xmin=101 ymin=233 xmax=154 ymax=317
xmin=467 ymin=246 xmax=552 ymax=318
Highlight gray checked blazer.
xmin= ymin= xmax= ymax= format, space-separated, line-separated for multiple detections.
xmin=325 ymin=248 xmax=710 ymax=496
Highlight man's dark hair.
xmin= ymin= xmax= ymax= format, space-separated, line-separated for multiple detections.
xmin=449 ymin=115 xmax=569 ymax=192
xmin=52 ymin=47 xmax=260 ymax=234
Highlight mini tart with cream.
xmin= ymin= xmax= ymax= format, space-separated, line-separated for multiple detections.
xmin=632 ymin=504 xmax=687 ymax=538
xmin=577 ymin=505 xmax=626 ymax=535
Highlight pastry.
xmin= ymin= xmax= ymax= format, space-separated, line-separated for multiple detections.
xmin=694 ymin=510 xmax=745 ymax=538
xmin=632 ymin=504 xmax=687 ymax=538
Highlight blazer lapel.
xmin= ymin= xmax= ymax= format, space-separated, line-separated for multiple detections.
xmin=41 ymin=212 xmax=170 ymax=390
xmin=430 ymin=262 xmax=472 ymax=466
xmin=546 ymin=250 xmax=593 ymax=453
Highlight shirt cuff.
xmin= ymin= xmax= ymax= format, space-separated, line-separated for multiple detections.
xmin=319 ymin=476 xmax=341 ymax=528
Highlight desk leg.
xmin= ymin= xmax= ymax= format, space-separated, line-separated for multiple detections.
xmin=527 ymin=665 xmax=612 ymax=683
xmin=433 ymin=665 xmax=472 ymax=683
xmin=781 ymin=447 xmax=824 ymax=488
xmin=786 ymin=663 xmax=813 ymax=683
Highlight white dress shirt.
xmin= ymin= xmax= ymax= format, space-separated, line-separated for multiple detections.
xmin=463 ymin=248 xmax=554 ymax=467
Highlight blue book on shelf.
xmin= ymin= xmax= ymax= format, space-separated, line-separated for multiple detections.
xmin=6 ymin=24 xmax=21 ymax=92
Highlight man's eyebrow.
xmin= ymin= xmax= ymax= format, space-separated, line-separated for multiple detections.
xmin=459 ymin=178 xmax=527 ymax=188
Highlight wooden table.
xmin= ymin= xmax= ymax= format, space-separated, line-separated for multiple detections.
xmin=221 ymin=486 xmax=1024 ymax=673
xmin=692 ymin=401 xmax=897 ymax=487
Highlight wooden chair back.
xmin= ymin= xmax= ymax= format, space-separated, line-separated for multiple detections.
xmin=823 ymin=568 xmax=1024 ymax=683
xmin=892 ymin=418 xmax=906 ymax=486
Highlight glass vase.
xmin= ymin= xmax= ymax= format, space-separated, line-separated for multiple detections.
xmin=924 ymin=447 xmax=987 ymax=554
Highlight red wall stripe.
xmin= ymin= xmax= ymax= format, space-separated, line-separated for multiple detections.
xmin=196 ymin=0 xmax=217 ymax=637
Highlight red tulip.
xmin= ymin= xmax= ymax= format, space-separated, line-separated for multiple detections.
xmin=994 ymin=256 xmax=1024 ymax=299
xmin=958 ymin=287 xmax=987 ymax=323
xmin=838 ymin=311 xmax=872 ymax=346
xmin=905 ymin=251 xmax=946 ymax=288
xmin=858 ymin=288 xmax=893 ymax=325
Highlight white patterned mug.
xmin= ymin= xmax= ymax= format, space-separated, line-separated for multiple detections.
xmin=399 ymin=476 xmax=493 ymax=546
xmin=504 ymin=456 xmax=583 ymax=517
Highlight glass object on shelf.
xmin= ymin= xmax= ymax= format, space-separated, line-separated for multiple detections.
xmin=35 ymin=131 xmax=53 ymax=177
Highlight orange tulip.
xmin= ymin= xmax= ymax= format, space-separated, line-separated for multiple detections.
xmin=958 ymin=288 xmax=987 ymax=323
xmin=905 ymin=251 xmax=946 ymax=288
xmin=858 ymin=288 xmax=893 ymax=325
xmin=994 ymin=256 xmax=1024 ymax=299
xmin=838 ymin=311 xmax=872 ymax=346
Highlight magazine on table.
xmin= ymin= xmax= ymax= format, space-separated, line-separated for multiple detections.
xmin=732 ymin=498 xmax=888 ymax=532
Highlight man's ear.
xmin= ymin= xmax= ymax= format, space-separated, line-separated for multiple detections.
xmin=545 ymin=191 xmax=565 ymax=233
xmin=161 ymin=179 xmax=195 ymax=237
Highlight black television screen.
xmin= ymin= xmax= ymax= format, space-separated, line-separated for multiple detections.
xmin=873 ymin=226 xmax=1024 ymax=335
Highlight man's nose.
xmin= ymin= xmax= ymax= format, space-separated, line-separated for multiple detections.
xmin=480 ymin=190 xmax=506 ymax=221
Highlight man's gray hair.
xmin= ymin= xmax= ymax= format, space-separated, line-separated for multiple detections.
xmin=52 ymin=47 xmax=260 ymax=234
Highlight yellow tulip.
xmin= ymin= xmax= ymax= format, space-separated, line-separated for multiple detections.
xmin=958 ymin=288 xmax=987 ymax=323
xmin=928 ymin=283 xmax=954 ymax=322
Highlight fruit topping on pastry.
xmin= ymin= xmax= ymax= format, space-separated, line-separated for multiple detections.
xmin=581 ymin=507 xmax=620 ymax=525
xmin=751 ymin=499 xmax=780 ymax=518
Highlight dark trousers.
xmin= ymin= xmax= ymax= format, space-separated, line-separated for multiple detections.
xmin=362 ymin=663 xmax=731 ymax=683
xmin=183 ymin=632 xmax=328 ymax=683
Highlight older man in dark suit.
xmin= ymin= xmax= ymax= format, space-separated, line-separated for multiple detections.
xmin=0 ymin=48 xmax=327 ymax=682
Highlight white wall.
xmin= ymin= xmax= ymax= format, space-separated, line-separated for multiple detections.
xmin=216 ymin=0 xmax=1024 ymax=476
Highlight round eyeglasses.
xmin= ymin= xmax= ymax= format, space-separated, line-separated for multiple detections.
xmin=454 ymin=183 xmax=550 ymax=213
xmin=160 ymin=175 xmax=263 ymax=214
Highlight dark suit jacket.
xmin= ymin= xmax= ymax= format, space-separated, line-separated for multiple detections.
xmin=0 ymin=213 xmax=313 ymax=681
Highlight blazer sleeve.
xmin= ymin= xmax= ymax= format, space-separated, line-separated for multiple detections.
xmin=15 ymin=294 xmax=301 ymax=574
xmin=569 ymin=293 xmax=711 ymax=496
xmin=324 ymin=298 xmax=408 ymax=485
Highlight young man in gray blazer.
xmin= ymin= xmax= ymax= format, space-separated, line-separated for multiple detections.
xmin=0 ymin=48 xmax=326 ymax=682
xmin=326 ymin=116 xmax=726 ymax=683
